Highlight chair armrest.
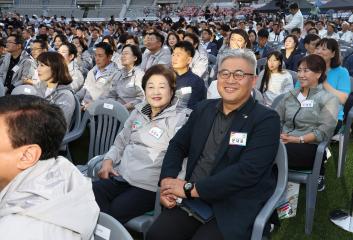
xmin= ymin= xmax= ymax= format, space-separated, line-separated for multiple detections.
xmin=61 ymin=111 xmax=89 ymax=145
xmin=311 ymin=140 xmax=330 ymax=179
xmin=87 ymin=155 xmax=104 ymax=178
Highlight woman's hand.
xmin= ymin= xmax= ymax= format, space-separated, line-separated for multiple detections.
xmin=280 ymin=133 xmax=300 ymax=144
xmin=98 ymin=159 xmax=119 ymax=179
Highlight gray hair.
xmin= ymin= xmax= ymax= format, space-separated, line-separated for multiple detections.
xmin=218 ymin=49 xmax=257 ymax=74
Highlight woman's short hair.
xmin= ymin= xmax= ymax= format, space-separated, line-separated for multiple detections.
xmin=284 ymin=34 xmax=299 ymax=49
xmin=141 ymin=64 xmax=176 ymax=97
xmin=122 ymin=44 xmax=142 ymax=66
xmin=229 ymin=29 xmax=252 ymax=49
xmin=298 ymin=54 xmax=326 ymax=84
xmin=316 ymin=38 xmax=341 ymax=68
xmin=37 ymin=52 xmax=72 ymax=85
xmin=61 ymin=42 xmax=78 ymax=60
xmin=126 ymin=34 xmax=139 ymax=45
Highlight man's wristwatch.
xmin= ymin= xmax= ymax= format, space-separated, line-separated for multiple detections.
xmin=299 ymin=136 xmax=305 ymax=144
xmin=183 ymin=182 xmax=194 ymax=199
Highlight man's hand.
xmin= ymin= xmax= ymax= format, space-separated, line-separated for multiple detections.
xmin=161 ymin=178 xmax=187 ymax=198
xmin=98 ymin=159 xmax=119 ymax=179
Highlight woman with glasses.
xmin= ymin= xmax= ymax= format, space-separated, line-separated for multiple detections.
xmin=275 ymin=54 xmax=339 ymax=191
xmin=100 ymin=44 xmax=144 ymax=111
xmin=257 ymin=51 xmax=294 ymax=106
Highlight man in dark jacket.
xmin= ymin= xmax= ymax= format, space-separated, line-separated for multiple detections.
xmin=172 ymin=41 xmax=206 ymax=110
xmin=147 ymin=49 xmax=280 ymax=240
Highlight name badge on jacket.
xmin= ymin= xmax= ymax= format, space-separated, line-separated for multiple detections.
xmin=181 ymin=86 xmax=192 ymax=95
xmin=301 ymin=100 xmax=314 ymax=108
xmin=12 ymin=65 xmax=20 ymax=73
xmin=126 ymin=81 xmax=135 ymax=88
xmin=149 ymin=127 xmax=164 ymax=139
xmin=229 ymin=132 xmax=247 ymax=146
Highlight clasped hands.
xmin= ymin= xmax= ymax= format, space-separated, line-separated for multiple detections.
xmin=160 ymin=178 xmax=188 ymax=209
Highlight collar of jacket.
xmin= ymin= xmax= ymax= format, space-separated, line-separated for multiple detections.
xmin=121 ymin=66 xmax=138 ymax=79
xmin=37 ymin=82 xmax=72 ymax=99
xmin=134 ymin=98 xmax=179 ymax=121
xmin=92 ymin=62 xmax=117 ymax=76
xmin=289 ymin=83 xmax=323 ymax=98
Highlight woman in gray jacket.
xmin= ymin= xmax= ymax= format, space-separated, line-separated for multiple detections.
xmin=275 ymin=54 xmax=339 ymax=191
xmin=100 ymin=44 xmax=145 ymax=111
xmin=93 ymin=64 xmax=190 ymax=224
xmin=35 ymin=52 xmax=75 ymax=127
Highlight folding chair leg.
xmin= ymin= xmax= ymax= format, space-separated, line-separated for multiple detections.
xmin=337 ymin=134 xmax=344 ymax=178
xmin=305 ymin=180 xmax=318 ymax=234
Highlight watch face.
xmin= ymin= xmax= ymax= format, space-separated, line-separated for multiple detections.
xmin=185 ymin=182 xmax=193 ymax=190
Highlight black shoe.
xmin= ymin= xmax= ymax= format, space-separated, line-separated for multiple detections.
xmin=318 ymin=175 xmax=325 ymax=192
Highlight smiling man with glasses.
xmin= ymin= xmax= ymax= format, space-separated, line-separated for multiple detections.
xmin=147 ymin=49 xmax=281 ymax=240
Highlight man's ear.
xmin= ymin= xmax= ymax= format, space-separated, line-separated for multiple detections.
xmin=252 ymin=75 xmax=258 ymax=88
xmin=187 ymin=56 xmax=192 ymax=65
xmin=17 ymin=145 xmax=42 ymax=170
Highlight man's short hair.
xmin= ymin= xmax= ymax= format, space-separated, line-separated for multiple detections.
xmin=148 ymin=31 xmax=165 ymax=45
xmin=303 ymin=33 xmax=320 ymax=44
xmin=291 ymin=27 xmax=301 ymax=34
xmin=218 ymin=49 xmax=257 ymax=74
xmin=9 ymin=34 xmax=24 ymax=48
xmin=0 ymin=95 xmax=67 ymax=159
xmin=220 ymin=24 xmax=230 ymax=32
xmin=32 ymin=39 xmax=48 ymax=50
xmin=305 ymin=20 xmax=315 ymax=27
xmin=184 ymin=32 xmax=200 ymax=48
xmin=174 ymin=41 xmax=195 ymax=58
xmin=95 ymin=42 xmax=114 ymax=56
xmin=257 ymin=28 xmax=269 ymax=38
xmin=289 ymin=3 xmax=299 ymax=10
xmin=202 ymin=28 xmax=212 ymax=36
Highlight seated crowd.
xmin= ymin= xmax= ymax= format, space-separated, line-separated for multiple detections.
xmin=0 ymin=5 xmax=352 ymax=239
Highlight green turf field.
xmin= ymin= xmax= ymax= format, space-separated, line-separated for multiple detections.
xmin=71 ymin=139 xmax=353 ymax=239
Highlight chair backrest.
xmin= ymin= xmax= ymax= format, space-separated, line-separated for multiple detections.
xmin=0 ymin=81 xmax=5 ymax=97
xmin=256 ymin=57 xmax=267 ymax=74
xmin=11 ymin=85 xmax=39 ymax=96
xmin=208 ymin=53 xmax=217 ymax=65
xmin=94 ymin=212 xmax=133 ymax=240
xmin=286 ymin=69 xmax=298 ymax=86
xmin=68 ymin=95 xmax=81 ymax=132
xmin=271 ymin=93 xmax=285 ymax=109
xmin=251 ymin=141 xmax=288 ymax=240
xmin=350 ymin=77 xmax=353 ymax=93
xmin=85 ymin=99 xmax=130 ymax=160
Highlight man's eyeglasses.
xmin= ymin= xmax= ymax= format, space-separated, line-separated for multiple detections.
xmin=218 ymin=69 xmax=254 ymax=80
xmin=6 ymin=41 xmax=17 ymax=45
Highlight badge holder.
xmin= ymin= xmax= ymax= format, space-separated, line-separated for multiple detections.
xmin=329 ymin=190 xmax=353 ymax=232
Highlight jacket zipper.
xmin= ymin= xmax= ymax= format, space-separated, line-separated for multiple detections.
xmin=287 ymin=89 xmax=310 ymax=134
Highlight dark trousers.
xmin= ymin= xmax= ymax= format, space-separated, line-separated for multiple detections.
xmin=93 ymin=178 xmax=156 ymax=223
xmin=146 ymin=207 xmax=223 ymax=240
xmin=285 ymin=143 xmax=326 ymax=175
